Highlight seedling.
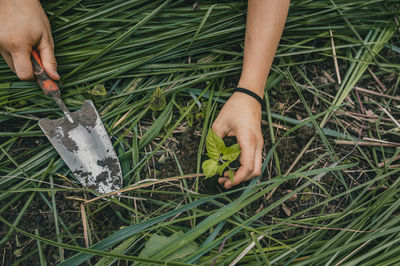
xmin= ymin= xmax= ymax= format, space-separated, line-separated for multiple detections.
xmin=90 ymin=84 xmax=107 ymax=96
xmin=177 ymin=99 xmax=207 ymax=127
xmin=202 ymin=129 xmax=241 ymax=181
xmin=149 ymin=87 xmax=167 ymax=112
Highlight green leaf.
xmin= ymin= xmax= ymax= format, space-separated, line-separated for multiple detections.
xmin=217 ymin=161 xmax=230 ymax=176
xmin=138 ymin=232 xmax=198 ymax=262
xmin=230 ymin=143 xmax=240 ymax=151
xmin=221 ymin=144 xmax=241 ymax=162
xmin=205 ymin=129 xmax=225 ymax=160
xmin=205 ymin=153 xmax=214 ymax=159
xmin=90 ymin=84 xmax=107 ymax=96
xmin=202 ymin=159 xmax=218 ymax=178
xmin=195 ymin=112 xmax=204 ymax=122
xmin=228 ymin=169 xmax=234 ymax=183
xmin=300 ymin=187 xmax=312 ymax=201
xmin=149 ymin=87 xmax=166 ymax=111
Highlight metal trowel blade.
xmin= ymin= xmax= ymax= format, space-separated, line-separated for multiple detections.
xmin=39 ymin=100 xmax=122 ymax=194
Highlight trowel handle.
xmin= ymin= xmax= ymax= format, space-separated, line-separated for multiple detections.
xmin=31 ymin=49 xmax=60 ymax=95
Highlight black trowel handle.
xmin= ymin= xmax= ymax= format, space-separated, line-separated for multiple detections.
xmin=31 ymin=49 xmax=60 ymax=96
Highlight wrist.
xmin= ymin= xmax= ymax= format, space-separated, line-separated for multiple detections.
xmin=232 ymin=87 xmax=265 ymax=110
xmin=237 ymin=79 xmax=265 ymax=99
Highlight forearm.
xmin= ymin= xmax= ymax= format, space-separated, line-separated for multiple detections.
xmin=238 ymin=0 xmax=290 ymax=97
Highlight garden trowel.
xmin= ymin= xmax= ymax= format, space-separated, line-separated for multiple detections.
xmin=31 ymin=49 xmax=122 ymax=194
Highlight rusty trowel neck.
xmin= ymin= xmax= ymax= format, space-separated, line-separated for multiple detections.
xmin=50 ymin=91 xmax=74 ymax=124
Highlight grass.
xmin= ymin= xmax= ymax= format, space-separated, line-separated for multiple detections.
xmin=0 ymin=0 xmax=399 ymax=265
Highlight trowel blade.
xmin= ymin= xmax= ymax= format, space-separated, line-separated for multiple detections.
xmin=39 ymin=100 xmax=122 ymax=194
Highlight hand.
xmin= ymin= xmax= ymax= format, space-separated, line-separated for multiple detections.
xmin=212 ymin=92 xmax=264 ymax=189
xmin=0 ymin=0 xmax=59 ymax=81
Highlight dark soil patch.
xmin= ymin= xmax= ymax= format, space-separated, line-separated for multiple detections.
xmin=2 ymin=60 xmax=398 ymax=264
xmin=0 ymin=181 xmax=126 ymax=265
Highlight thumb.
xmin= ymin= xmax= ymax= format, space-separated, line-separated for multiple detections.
xmin=37 ymin=37 xmax=59 ymax=80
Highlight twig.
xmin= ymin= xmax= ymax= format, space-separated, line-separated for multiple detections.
xmin=334 ymin=140 xmax=399 ymax=147
xmin=229 ymin=235 xmax=264 ymax=266
xmin=377 ymin=155 xmax=400 ymax=168
xmin=368 ymin=68 xmax=387 ymax=92
xmin=336 ymin=110 xmax=393 ymax=122
xmin=330 ymin=28 xmax=342 ymax=84
xmin=354 ymin=86 xmax=400 ymax=101
xmin=354 ymin=87 xmax=365 ymax=138
xmin=363 ymin=137 xmax=399 ymax=145
xmin=335 ymin=239 xmax=372 ymax=266
xmin=80 ymin=204 xmax=89 ymax=248
xmin=284 ymin=223 xmax=373 ymax=233
xmin=261 ymin=120 xmax=290 ymax=130
xmin=84 ymin=174 xmax=203 ymax=203
xmin=112 ymin=108 xmax=134 ymax=129
xmin=211 ymin=238 xmax=228 ymax=266
xmin=54 ymin=173 xmax=81 ymax=189
xmin=336 ymin=229 xmax=386 ymax=265
xmin=379 ymin=106 xmax=400 ymax=129
xmin=2 ymin=247 xmax=6 ymax=266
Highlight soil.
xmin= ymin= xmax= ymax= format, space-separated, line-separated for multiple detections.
xmin=0 ymin=106 xmax=388 ymax=264
xmin=1 ymin=55 xmax=398 ymax=264
xmin=0 ymin=185 xmax=127 ymax=265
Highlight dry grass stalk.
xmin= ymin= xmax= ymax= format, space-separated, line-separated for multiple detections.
xmin=80 ymin=203 xmax=90 ymax=248
xmin=354 ymin=86 xmax=400 ymax=101
xmin=330 ymin=29 xmax=342 ymax=84
xmin=334 ymin=140 xmax=399 ymax=147
xmin=367 ymin=68 xmax=387 ymax=92
xmin=85 ymin=173 xmax=203 ymax=203
xmin=377 ymin=155 xmax=400 ymax=168
xmin=112 ymin=108 xmax=134 ymax=129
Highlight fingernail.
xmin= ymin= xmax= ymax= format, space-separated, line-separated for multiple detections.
xmin=54 ymin=71 xmax=60 ymax=80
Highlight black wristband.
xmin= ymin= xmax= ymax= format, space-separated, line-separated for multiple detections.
xmin=233 ymin=87 xmax=265 ymax=109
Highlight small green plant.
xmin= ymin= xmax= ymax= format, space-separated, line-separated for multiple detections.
xmin=90 ymin=84 xmax=107 ymax=96
xmin=149 ymin=87 xmax=167 ymax=111
xmin=202 ymin=129 xmax=241 ymax=181
xmin=178 ymin=99 xmax=206 ymax=127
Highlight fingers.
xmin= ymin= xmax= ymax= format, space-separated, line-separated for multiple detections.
xmin=37 ymin=36 xmax=59 ymax=80
xmin=10 ymin=46 xmax=33 ymax=81
xmin=254 ymin=135 xmax=263 ymax=177
xmin=3 ymin=37 xmax=59 ymax=81
xmin=218 ymin=132 xmax=262 ymax=189
xmin=0 ymin=50 xmax=15 ymax=72
xmin=212 ymin=121 xmax=226 ymax=139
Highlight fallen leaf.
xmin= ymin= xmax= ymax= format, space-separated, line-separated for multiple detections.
xmin=282 ymin=203 xmax=291 ymax=216
xmin=138 ymin=232 xmax=198 ymax=262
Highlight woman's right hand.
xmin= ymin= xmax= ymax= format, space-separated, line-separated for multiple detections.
xmin=212 ymin=92 xmax=264 ymax=189
xmin=0 ymin=0 xmax=59 ymax=81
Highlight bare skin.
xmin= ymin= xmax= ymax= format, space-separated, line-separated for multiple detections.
xmin=0 ymin=0 xmax=59 ymax=81
xmin=213 ymin=0 xmax=290 ymax=189
xmin=0 ymin=0 xmax=289 ymax=189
